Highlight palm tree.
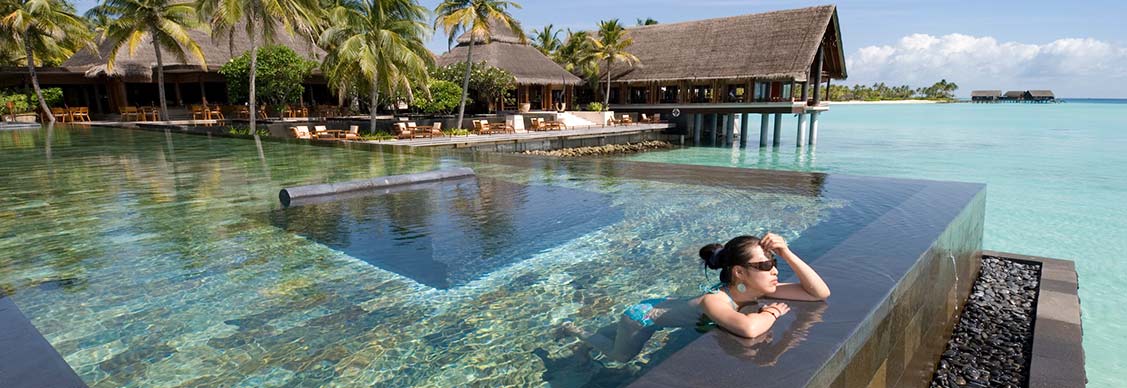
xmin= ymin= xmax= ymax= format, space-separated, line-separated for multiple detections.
xmin=555 ymin=29 xmax=594 ymax=77
xmin=1 ymin=0 xmax=90 ymax=123
xmin=530 ymin=23 xmax=559 ymax=56
xmin=635 ymin=17 xmax=657 ymax=26
xmin=434 ymin=0 xmax=524 ymax=129
xmin=319 ymin=0 xmax=431 ymax=134
xmin=196 ymin=0 xmax=320 ymax=131
xmin=89 ymin=0 xmax=207 ymax=121
xmin=587 ymin=19 xmax=638 ymax=107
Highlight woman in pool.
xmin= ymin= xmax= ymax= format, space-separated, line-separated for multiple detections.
xmin=566 ymin=233 xmax=831 ymax=363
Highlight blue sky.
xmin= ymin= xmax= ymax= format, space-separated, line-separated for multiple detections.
xmin=72 ymin=0 xmax=1127 ymax=97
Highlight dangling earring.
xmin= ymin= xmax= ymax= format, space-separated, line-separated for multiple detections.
xmin=736 ymin=283 xmax=747 ymax=293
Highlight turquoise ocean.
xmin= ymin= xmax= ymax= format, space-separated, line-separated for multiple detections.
xmin=625 ymin=100 xmax=1127 ymax=387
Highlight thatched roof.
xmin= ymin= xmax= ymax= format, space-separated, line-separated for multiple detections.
xmin=604 ymin=5 xmax=846 ymax=84
xmin=971 ymin=90 xmax=1001 ymax=97
xmin=61 ymin=24 xmax=323 ymax=82
xmin=1003 ymin=91 xmax=1025 ymax=99
xmin=436 ymin=20 xmax=582 ymax=86
xmin=1028 ymin=90 xmax=1054 ymax=98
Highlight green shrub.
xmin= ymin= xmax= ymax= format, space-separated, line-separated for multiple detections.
xmin=586 ymin=102 xmax=604 ymax=112
xmin=360 ymin=132 xmax=394 ymax=141
xmin=0 ymin=88 xmax=63 ymax=112
xmin=442 ymin=128 xmax=472 ymax=137
xmin=0 ymin=92 xmax=30 ymax=113
xmin=227 ymin=126 xmax=269 ymax=136
xmin=413 ymin=80 xmax=464 ymax=114
xmin=218 ymin=45 xmax=317 ymax=107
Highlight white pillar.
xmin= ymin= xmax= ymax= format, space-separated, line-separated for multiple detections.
xmin=759 ymin=113 xmax=769 ymax=147
xmin=772 ymin=113 xmax=782 ymax=147
xmin=808 ymin=111 xmax=819 ymax=145
xmin=796 ymin=112 xmax=807 ymax=147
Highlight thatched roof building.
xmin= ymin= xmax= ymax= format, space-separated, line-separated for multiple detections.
xmin=61 ymin=24 xmax=324 ymax=83
xmin=1026 ymin=90 xmax=1055 ymax=101
xmin=435 ymin=20 xmax=581 ymax=112
xmin=599 ymin=5 xmax=846 ymax=114
xmin=0 ymin=24 xmax=328 ymax=114
xmin=1002 ymin=91 xmax=1025 ymax=100
xmin=971 ymin=90 xmax=1001 ymax=102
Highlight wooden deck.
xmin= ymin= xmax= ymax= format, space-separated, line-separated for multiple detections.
xmin=370 ymin=123 xmax=674 ymax=148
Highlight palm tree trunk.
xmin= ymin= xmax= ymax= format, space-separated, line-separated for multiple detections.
xmin=455 ymin=39 xmax=474 ymax=129
xmin=153 ymin=35 xmax=169 ymax=121
xmin=248 ymin=17 xmax=258 ymax=130
xmin=24 ymin=32 xmax=53 ymax=123
xmin=369 ymin=78 xmax=379 ymax=134
xmin=603 ymin=60 xmax=612 ymax=107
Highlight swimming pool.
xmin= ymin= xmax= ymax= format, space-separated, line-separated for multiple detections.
xmin=0 ymin=126 xmax=981 ymax=387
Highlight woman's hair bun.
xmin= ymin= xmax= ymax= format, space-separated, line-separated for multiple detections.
xmin=699 ymin=243 xmax=725 ymax=269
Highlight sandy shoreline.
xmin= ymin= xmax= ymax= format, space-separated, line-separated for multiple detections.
xmin=828 ymin=100 xmax=941 ymax=105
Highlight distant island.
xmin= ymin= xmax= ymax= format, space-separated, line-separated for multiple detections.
xmin=827 ymin=80 xmax=958 ymax=102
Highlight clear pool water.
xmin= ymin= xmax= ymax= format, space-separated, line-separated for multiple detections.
xmin=0 ymin=127 xmax=852 ymax=387
xmin=625 ymin=101 xmax=1127 ymax=386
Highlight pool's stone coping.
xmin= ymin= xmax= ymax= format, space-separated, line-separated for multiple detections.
xmin=983 ymin=250 xmax=1086 ymax=388
xmin=0 ymin=296 xmax=87 ymax=388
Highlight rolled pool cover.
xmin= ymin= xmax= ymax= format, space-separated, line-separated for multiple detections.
xmin=279 ymin=167 xmax=475 ymax=207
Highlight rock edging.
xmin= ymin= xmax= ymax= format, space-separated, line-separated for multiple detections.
xmin=520 ymin=141 xmax=673 ymax=157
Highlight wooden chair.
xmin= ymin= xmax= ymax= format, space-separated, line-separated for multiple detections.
xmin=429 ymin=122 xmax=443 ymax=137
xmin=545 ymin=119 xmax=565 ymax=130
xmin=313 ymin=125 xmax=329 ymax=138
xmin=71 ymin=107 xmax=91 ymax=122
xmin=395 ymin=122 xmax=413 ymax=139
xmin=119 ymin=106 xmax=140 ymax=121
xmin=190 ymin=105 xmax=207 ymax=120
xmin=344 ymin=125 xmax=360 ymax=140
xmin=51 ymin=107 xmax=71 ymax=122
xmin=620 ymin=114 xmax=634 ymax=125
xmin=208 ymin=105 xmax=225 ymax=120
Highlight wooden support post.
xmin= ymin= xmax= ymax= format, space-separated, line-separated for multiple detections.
xmin=811 ymin=44 xmax=824 ymax=106
xmin=709 ymin=113 xmax=718 ymax=145
xmin=173 ymin=82 xmax=182 ymax=106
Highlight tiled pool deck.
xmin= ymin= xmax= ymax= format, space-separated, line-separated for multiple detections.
xmin=1 ymin=126 xmax=993 ymax=387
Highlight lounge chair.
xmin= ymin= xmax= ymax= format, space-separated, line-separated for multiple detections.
xmin=295 ymin=125 xmax=313 ymax=139
xmin=314 ymin=125 xmax=328 ymax=138
xmin=344 ymin=125 xmax=360 ymax=140
xmin=208 ymin=105 xmax=225 ymax=120
xmin=395 ymin=122 xmax=413 ymax=139
xmin=620 ymin=114 xmax=634 ymax=125
xmin=429 ymin=122 xmax=444 ymax=137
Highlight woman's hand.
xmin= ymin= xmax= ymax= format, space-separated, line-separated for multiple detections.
xmin=760 ymin=302 xmax=790 ymax=319
xmin=760 ymin=232 xmax=789 ymax=255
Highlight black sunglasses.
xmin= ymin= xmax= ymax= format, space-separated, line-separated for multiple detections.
xmin=741 ymin=257 xmax=778 ymax=272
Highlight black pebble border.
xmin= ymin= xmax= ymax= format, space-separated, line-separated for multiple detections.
xmin=930 ymin=256 xmax=1040 ymax=388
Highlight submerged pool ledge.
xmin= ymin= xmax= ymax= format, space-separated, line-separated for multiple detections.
xmin=630 ymin=177 xmax=986 ymax=387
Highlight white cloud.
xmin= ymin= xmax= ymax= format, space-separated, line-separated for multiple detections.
xmin=845 ymin=34 xmax=1127 ymax=98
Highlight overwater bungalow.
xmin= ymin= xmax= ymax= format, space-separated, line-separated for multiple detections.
xmin=1026 ymin=90 xmax=1055 ymax=103
xmin=434 ymin=21 xmax=583 ymax=112
xmin=595 ymin=5 xmax=847 ymax=147
xmin=0 ymin=25 xmax=331 ymax=117
xmin=1001 ymin=90 xmax=1025 ymax=102
xmin=971 ymin=90 xmax=1002 ymax=103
